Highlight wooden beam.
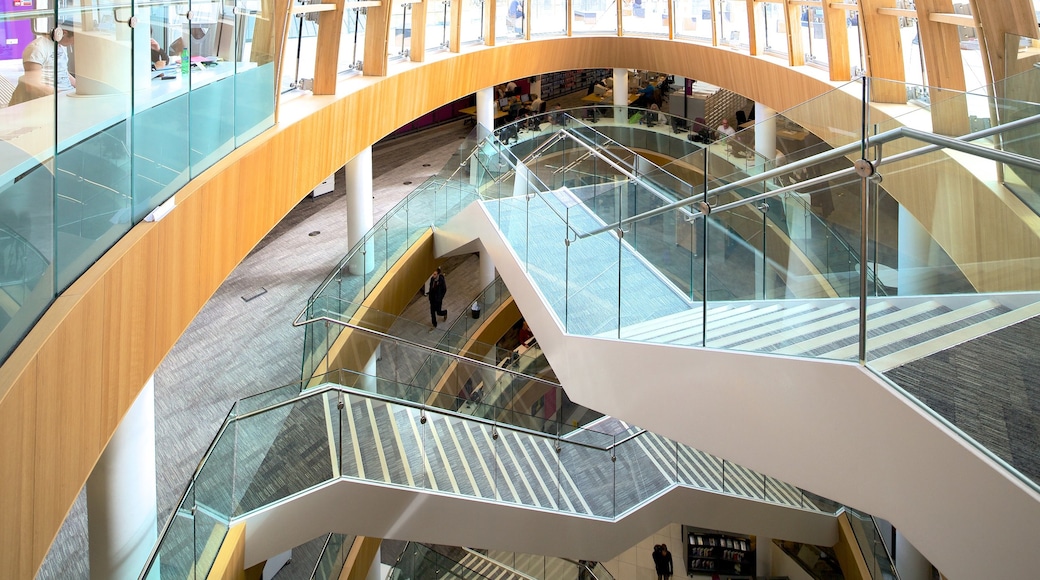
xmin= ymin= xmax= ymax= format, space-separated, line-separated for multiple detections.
xmin=449 ymin=0 xmax=463 ymax=51
xmin=784 ymin=0 xmax=805 ymax=66
xmin=363 ymin=0 xmax=394 ymax=75
xmin=857 ymin=0 xmax=906 ymax=103
xmin=915 ymin=0 xmax=969 ymax=136
xmin=821 ymin=0 xmax=851 ymax=80
xmin=410 ymin=1 xmax=428 ymax=62
xmin=485 ymin=0 xmax=495 ymax=46
xmin=876 ymin=7 xmax=915 ymax=17
xmin=314 ymin=0 xmax=347 ymax=94
xmin=927 ymin=12 xmax=974 ymax=27
xmin=746 ymin=0 xmax=763 ymax=55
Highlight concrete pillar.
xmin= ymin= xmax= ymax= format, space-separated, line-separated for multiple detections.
xmin=512 ymin=159 xmax=531 ymax=198
xmin=756 ymin=536 xmax=773 ymax=578
xmin=895 ymin=530 xmax=932 ymax=580
xmin=479 ymin=249 xmax=497 ymax=301
xmin=755 ymin=102 xmax=777 ymax=165
xmin=897 ymin=204 xmax=940 ymax=295
xmin=87 ymin=378 xmax=157 ymax=580
xmin=476 ymin=87 xmax=496 ymax=139
xmin=346 ymin=148 xmax=375 ymax=275
xmin=529 ymin=76 xmax=541 ymax=98
xmin=613 ymin=68 xmax=629 ymax=120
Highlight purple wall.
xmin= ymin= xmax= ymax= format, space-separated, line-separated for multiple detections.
xmin=1 ymin=0 xmax=37 ymax=61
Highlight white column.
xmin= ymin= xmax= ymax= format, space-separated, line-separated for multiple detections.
xmin=479 ymin=249 xmax=496 ymax=302
xmin=346 ymin=148 xmax=375 ymax=275
xmin=361 ymin=345 xmax=380 ymax=392
xmin=87 ymin=378 xmax=157 ymax=580
xmin=365 ymin=546 xmax=382 ymax=580
xmin=895 ymin=530 xmax=932 ymax=580
xmin=754 ymin=102 xmax=777 ymax=164
xmin=613 ymin=68 xmax=629 ymax=120
xmin=756 ymin=536 xmax=773 ymax=578
xmin=897 ymin=204 xmax=939 ymax=295
xmin=476 ymin=87 xmax=496 ymax=139
xmin=512 ymin=159 xmax=530 ymax=198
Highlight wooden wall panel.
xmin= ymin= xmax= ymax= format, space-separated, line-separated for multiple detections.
xmin=6 ymin=35 xmax=1040 ymax=578
xmin=197 ymin=161 xmax=245 ymax=299
xmin=0 ymin=360 xmax=37 ymax=580
xmin=207 ymin=523 xmax=247 ymax=580
xmin=32 ymin=288 xmax=106 ymax=567
xmin=154 ymin=191 xmax=205 ymax=351
xmin=100 ymin=230 xmax=160 ymax=435
xmin=968 ymin=0 xmax=1038 ymax=91
xmin=858 ymin=0 xmax=906 ymax=103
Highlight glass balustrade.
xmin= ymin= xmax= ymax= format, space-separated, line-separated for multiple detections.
xmin=0 ymin=0 xmax=277 ymax=366
xmin=843 ymin=508 xmax=898 ymax=580
xmin=310 ymin=533 xmax=356 ymax=580
xmin=142 ymin=368 xmax=837 ymax=579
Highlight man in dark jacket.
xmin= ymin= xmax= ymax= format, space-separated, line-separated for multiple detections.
xmin=428 ymin=267 xmax=448 ymax=327
xmin=653 ymin=544 xmax=673 ymax=580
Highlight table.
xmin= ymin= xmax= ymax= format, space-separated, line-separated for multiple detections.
xmin=0 ymin=61 xmax=244 ymax=184
xmin=580 ymin=92 xmax=639 ymax=105
xmin=459 ymin=105 xmax=507 ymax=119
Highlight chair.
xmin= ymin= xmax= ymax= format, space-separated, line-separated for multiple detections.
xmin=735 ymin=110 xmax=748 ymax=125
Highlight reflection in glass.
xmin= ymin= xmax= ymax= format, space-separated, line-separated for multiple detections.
xmin=621 ymin=0 xmax=668 ymax=37
xmin=673 ymin=0 xmax=712 ymax=43
xmin=573 ymin=0 xmax=618 ymax=34
xmin=426 ymin=0 xmax=450 ymax=51
xmin=530 ymin=0 xmax=567 ymax=36
xmin=762 ymin=2 xmax=787 ymax=57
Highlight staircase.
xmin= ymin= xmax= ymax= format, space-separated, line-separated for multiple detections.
xmin=610 ymin=296 xmax=1040 ymax=370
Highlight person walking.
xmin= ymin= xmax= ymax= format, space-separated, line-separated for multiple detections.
xmin=428 ymin=267 xmax=448 ymax=327
xmin=653 ymin=544 xmax=673 ymax=580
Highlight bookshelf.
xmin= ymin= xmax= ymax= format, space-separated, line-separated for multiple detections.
xmin=684 ymin=527 xmax=755 ymax=578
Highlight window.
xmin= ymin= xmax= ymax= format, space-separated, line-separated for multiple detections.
xmin=673 ymin=0 xmax=713 ymax=43
xmin=762 ymin=2 xmax=787 ymax=56
xmin=718 ymin=0 xmax=749 ymax=50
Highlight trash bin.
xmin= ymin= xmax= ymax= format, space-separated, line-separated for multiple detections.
xmin=471 ymin=301 xmax=481 ymax=319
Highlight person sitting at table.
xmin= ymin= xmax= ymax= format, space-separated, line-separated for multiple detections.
xmin=13 ymin=27 xmax=75 ymax=103
xmin=550 ymin=103 xmax=567 ymax=126
xmin=632 ymin=81 xmax=656 ymax=108
xmin=640 ymin=104 xmax=663 ymax=127
xmin=716 ymin=117 xmax=737 ymax=138
xmin=151 ymin=38 xmax=169 ymax=69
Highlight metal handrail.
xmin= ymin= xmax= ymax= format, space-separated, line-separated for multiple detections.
xmin=576 ymin=112 xmax=1040 ymax=238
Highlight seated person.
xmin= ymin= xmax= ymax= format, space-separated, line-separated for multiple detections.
xmin=640 ymin=103 xmax=663 ymax=127
xmin=549 ymin=103 xmax=567 ymax=126
xmin=632 ymin=82 xmax=656 ymax=108
xmin=151 ymin=38 xmax=169 ymax=69
xmin=716 ymin=117 xmax=737 ymax=138
xmin=15 ymin=28 xmax=75 ymax=102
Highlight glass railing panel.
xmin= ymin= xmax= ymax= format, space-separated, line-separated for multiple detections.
xmin=311 ymin=533 xmax=355 ymax=580
xmin=193 ymin=505 xmax=228 ymax=579
xmin=142 ymin=485 xmax=197 ymax=579
xmin=721 ymin=458 xmax=768 ymax=502
xmin=562 ymin=199 xmax=621 ymax=336
xmin=557 ymin=429 xmax=614 ymax=518
xmin=612 ymin=431 xmax=672 ymax=517
xmin=0 ymin=162 xmax=54 ymax=361
xmin=188 ymin=74 xmax=235 ymax=175
xmin=132 ymin=94 xmax=189 ymax=222
xmin=232 ymin=393 xmax=336 ymax=516
xmin=193 ymin=420 xmax=237 ymax=519
xmin=55 ymin=122 xmax=132 ymax=291
xmin=844 ymin=508 xmax=898 ymax=580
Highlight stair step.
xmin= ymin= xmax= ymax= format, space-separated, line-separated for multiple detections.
xmin=779 ymin=300 xmax=945 ymax=357
xmin=700 ymin=303 xmax=852 ymax=349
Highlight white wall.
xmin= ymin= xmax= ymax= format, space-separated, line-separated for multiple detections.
xmin=435 ymin=201 xmax=1040 ymax=580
